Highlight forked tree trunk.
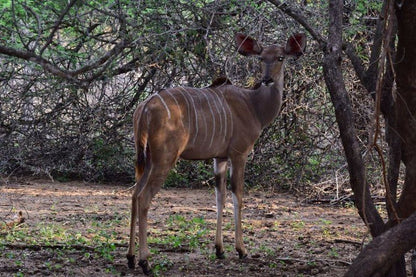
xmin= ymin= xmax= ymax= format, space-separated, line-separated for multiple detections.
xmin=269 ymin=0 xmax=416 ymax=275
xmin=323 ymin=0 xmax=386 ymax=237
xmin=346 ymin=1 xmax=416 ymax=276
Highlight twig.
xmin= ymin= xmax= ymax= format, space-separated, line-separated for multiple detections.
xmin=118 ymin=182 xmax=137 ymax=194
xmin=267 ymin=0 xmax=327 ymax=49
xmin=371 ymin=0 xmax=400 ymax=224
xmin=333 ymin=239 xmax=362 ymax=246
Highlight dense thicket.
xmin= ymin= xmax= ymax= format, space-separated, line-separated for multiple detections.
xmin=0 ymin=0 xmax=377 ymax=193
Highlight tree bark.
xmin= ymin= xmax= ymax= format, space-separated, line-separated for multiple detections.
xmin=345 ymin=211 xmax=416 ymax=277
xmin=269 ymin=0 xmax=415 ymax=275
xmin=323 ymin=0 xmax=385 ymax=237
xmin=395 ymin=0 xmax=416 ymax=219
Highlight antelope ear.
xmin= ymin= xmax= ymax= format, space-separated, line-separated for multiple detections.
xmin=285 ymin=33 xmax=306 ymax=57
xmin=235 ymin=33 xmax=263 ymax=56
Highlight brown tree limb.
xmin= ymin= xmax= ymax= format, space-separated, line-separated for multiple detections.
xmin=268 ymin=0 xmax=388 ymax=238
xmin=343 ymin=42 xmax=367 ymax=87
xmin=322 ymin=0 xmax=385 ymax=237
xmin=70 ymin=39 xmax=128 ymax=76
xmin=39 ymin=0 xmax=79 ymax=55
xmin=0 ymin=38 xmax=128 ymax=85
xmin=371 ymin=0 xmax=401 ymax=225
xmin=0 ymin=45 xmax=81 ymax=84
xmin=267 ymin=0 xmax=327 ymax=49
xmin=395 ymin=0 xmax=416 ymax=220
xmin=345 ymin=211 xmax=416 ymax=277
xmin=342 ymin=0 xmax=393 ymax=97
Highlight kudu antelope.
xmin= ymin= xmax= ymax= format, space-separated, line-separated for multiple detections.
xmin=127 ymin=32 xmax=306 ymax=274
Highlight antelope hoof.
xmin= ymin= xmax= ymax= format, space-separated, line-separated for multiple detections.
xmin=126 ymin=254 xmax=136 ymax=269
xmin=139 ymin=259 xmax=152 ymax=275
xmin=216 ymin=249 xmax=225 ymax=259
xmin=238 ymin=250 xmax=248 ymax=259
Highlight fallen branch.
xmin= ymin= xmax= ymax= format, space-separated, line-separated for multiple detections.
xmin=2 ymin=242 xmax=127 ymax=251
xmin=346 ymin=211 xmax=416 ymax=276
xmin=333 ymin=239 xmax=362 ymax=246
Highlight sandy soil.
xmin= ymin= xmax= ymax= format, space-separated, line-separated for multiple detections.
xmin=0 ymin=178 xmax=372 ymax=276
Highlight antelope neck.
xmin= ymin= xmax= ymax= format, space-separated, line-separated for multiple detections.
xmin=249 ymin=81 xmax=283 ymax=129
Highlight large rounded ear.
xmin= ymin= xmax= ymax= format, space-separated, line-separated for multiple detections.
xmin=235 ymin=33 xmax=263 ymax=56
xmin=285 ymin=33 xmax=306 ymax=57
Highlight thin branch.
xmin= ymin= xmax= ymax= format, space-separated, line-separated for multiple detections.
xmin=21 ymin=3 xmax=42 ymax=51
xmin=72 ymin=39 xmax=128 ymax=76
xmin=344 ymin=42 xmax=367 ymax=87
xmin=371 ymin=0 xmax=400 ymax=224
xmin=39 ymin=0 xmax=79 ymax=55
xmin=11 ymin=0 xmax=29 ymax=50
xmin=0 ymin=45 xmax=82 ymax=84
xmin=267 ymin=0 xmax=327 ymax=49
xmin=0 ymin=38 xmax=128 ymax=84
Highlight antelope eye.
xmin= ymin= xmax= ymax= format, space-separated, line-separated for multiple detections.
xmin=277 ymin=56 xmax=284 ymax=62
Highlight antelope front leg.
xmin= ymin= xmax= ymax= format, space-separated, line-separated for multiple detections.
xmin=230 ymin=156 xmax=248 ymax=259
xmin=214 ymin=158 xmax=228 ymax=259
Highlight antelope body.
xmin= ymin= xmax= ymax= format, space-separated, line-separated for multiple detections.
xmin=127 ymin=32 xmax=306 ymax=274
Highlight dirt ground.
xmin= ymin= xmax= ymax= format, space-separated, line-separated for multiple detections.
xmin=0 ymin=178 xmax=397 ymax=276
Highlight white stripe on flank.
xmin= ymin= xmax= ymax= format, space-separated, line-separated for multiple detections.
xmin=191 ymin=88 xmax=208 ymax=144
xmin=175 ymin=88 xmax=192 ymax=132
xmin=209 ymin=88 xmax=228 ymax=141
xmin=179 ymin=87 xmax=199 ymax=144
xmin=164 ymin=90 xmax=180 ymax=108
xmin=223 ymin=94 xmax=233 ymax=138
xmin=209 ymin=90 xmax=223 ymax=138
xmin=154 ymin=93 xmax=171 ymax=119
xmin=201 ymin=90 xmax=216 ymax=148
xmin=163 ymin=90 xmax=185 ymax=129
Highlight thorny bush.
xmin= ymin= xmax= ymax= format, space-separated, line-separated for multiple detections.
xmin=0 ymin=1 xmax=380 ymax=194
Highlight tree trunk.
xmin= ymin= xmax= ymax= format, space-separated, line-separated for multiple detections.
xmin=345 ymin=211 xmax=416 ymax=277
xmin=347 ymin=1 xmax=416 ymax=276
xmin=269 ymin=0 xmax=415 ymax=274
xmin=323 ymin=0 xmax=385 ymax=237
xmin=395 ymin=0 xmax=416 ymax=219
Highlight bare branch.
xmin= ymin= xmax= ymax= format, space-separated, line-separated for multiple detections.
xmin=39 ymin=0 xmax=79 ymax=55
xmin=71 ymin=39 xmax=128 ymax=76
xmin=322 ymin=0 xmax=385 ymax=237
xmin=0 ymin=45 xmax=81 ymax=84
xmin=0 ymin=38 xmax=128 ymax=84
xmin=21 ymin=3 xmax=42 ymax=51
xmin=344 ymin=42 xmax=367 ymax=87
xmin=346 ymin=211 xmax=416 ymax=277
xmin=267 ymin=0 xmax=327 ymax=49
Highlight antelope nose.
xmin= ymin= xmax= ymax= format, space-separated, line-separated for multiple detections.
xmin=262 ymin=76 xmax=273 ymax=85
